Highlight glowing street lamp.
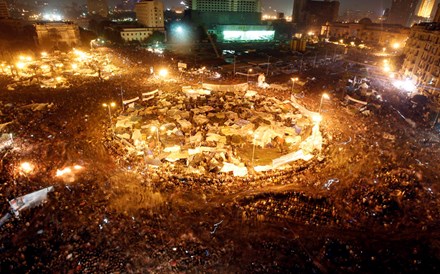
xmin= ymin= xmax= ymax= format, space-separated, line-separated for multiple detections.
xmin=200 ymin=66 xmax=206 ymax=83
xmin=16 ymin=62 xmax=25 ymax=69
xmin=319 ymin=93 xmax=330 ymax=113
xmin=150 ymin=125 xmax=159 ymax=143
xmin=20 ymin=162 xmax=34 ymax=174
xmin=151 ymin=125 xmax=166 ymax=149
xmin=102 ymin=102 xmax=116 ymax=135
xmin=291 ymin=77 xmax=299 ymax=92
xmin=15 ymin=62 xmax=26 ymax=77
xmin=392 ymin=42 xmax=401 ymax=50
xmin=247 ymin=68 xmax=253 ymax=83
xmin=312 ymin=113 xmax=323 ymax=124
xmin=158 ymin=68 xmax=168 ymax=77
xmin=393 ymin=79 xmax=417 ymax=95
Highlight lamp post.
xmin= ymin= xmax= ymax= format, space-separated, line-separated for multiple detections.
xmin=319 ymin=93 xmax=330 ymax=113
xmin=247 ymin=68 xmax=253 ymax=83
xmin=291 ymin=77 xmax=299 ymax=93
xmin=200 ymin=66 xmax=206 ymax=84
xmin=158 ymin=68 xmax=168 ymax=78
xmin=233 ymin=56 xmax=236 ymax=77
xmin=151 ymin=125 xmax=166 ymax=150
xmin=249 ymin=131 xmax=258 ymax=166
xmin=266 ymin=55 xmax=270 ymax=76
xmin=252 ymin=133 xmax=258 ymax=166
xmin=151 ymin=126 xmax=159 ymax=143
xmin=102 ymin=102 xmax=116 ymax=135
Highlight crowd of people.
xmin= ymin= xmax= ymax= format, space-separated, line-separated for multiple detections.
xmin=0 ymin=45 xmax=438 ymax=272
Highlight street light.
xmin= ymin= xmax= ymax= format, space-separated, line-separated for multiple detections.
xmin=200 ymin=66 xmax=206 ymax=84
xmin=102 ymin=102 xmax=116 ymax=135
xmin=247 ymin=68 xmax=253 ymax=83
xmin=16 ymin=62 xmax=25 ymax=69
xmin=150 ymin=126 xmax=159 ymax=143
xmin=312 ymin=114 xmax=323 ymax=124
xmin=20 ymin=162 xmax=34 ymax=174
xmin=291 ymin=77 xmax=299 ymax=93
xmin=319 ymin=93 xmax=330 ymax=113
xmin=233 ymin=55 xmax=236 ymax=77
xmin=248 ymin=131 xmax=258 ymax=166
xmin=158 ymin=68 xmax=168 ymax=77
xmin=151 ymin=125 xmax=166 ymax=150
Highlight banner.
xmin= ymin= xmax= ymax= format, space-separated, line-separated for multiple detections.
xmin=123 ymin=97 xmax=139 ymax=105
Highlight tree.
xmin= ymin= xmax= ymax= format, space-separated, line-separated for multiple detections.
xmin=145 ymin=31 xmax=165 ymax=45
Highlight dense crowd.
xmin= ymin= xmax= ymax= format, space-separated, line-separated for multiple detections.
xmin=0 ymin=45 xmax=439 ymax=272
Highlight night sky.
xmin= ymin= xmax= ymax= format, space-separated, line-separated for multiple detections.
xmin=43 ymin=0 xmax=394 ymax=14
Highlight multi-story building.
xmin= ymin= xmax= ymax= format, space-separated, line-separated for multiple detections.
xmin=187 ymin=0 xmax=262 ymax=26
xmin=292 ymin=0 xmax=340 ymax=33
xmin=339 ymin=9 xmax=377 ymax=23
xmin=322 ymin=18 xmax=410 ymax=48
xmin=182 ymin=0 xmax=273 ymax=43
xmin=416 ymin=0 xmax=436 ymax=19
xmin=0 ymin=0 xmax=9 ymax=19
xmin=292 ymin=0 xmax=308 ymax=26
xmin=191 ymin=0 xmax=261 ymax=12
xmin=386 ymin=0 xmax=419 ymax=27
xmin=87 ymin=0 xmax=108 ymax=18
xmin=401 ymin=7 xmax=440 ymax=98
xmin=34 ymin=22 xmax=81 ymax=50
xmin=402 ymin=23 xmax=440 ymax=97
xmin=135 ymin=0 xmax=164 ymax=30
xmin=435 ymin=3 xmax=440 ymax=22
xmin=120 ymin=28 xmax=154 ymax=42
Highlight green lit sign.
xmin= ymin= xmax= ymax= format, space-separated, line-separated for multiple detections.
xmin=223 ymin=30 xmax=275 ymax=41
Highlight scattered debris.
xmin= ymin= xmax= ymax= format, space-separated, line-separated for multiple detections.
xmin=9 ymin=186 xmax=55 ymax=217
xmin=210 ymin=220 xmax=223 ymax=234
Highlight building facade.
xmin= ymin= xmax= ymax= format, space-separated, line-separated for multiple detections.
xmin=292 ymin=0 xmax=308 ymax=25
xmin=401 ymin=22 xmax=440 ymax=98
xmin=135 ymin=0 xmax=164 ymax=30
xmin=435 ymin=3 xmax=440 ymax=22
xmin=416 ymin=0 xmax=436 ymax=19
xmin=386 ymin=0 xmax=419 ymax=26
xmin=88 ymin=0 xmax=109 ymax=18
xmin=322 ymin=19 xmax=410 ymax=47
xmin=34 ymin=22 xmax=81 ymax=50
xmin=191 ymin=0 xmax=261 ymax=12
xmin=120 ymin=28 xmax=154 ymax=42
xmin=292 ymin=0 xmax=340 ymax=32
xmin=0 ymin=0 xmax=9 ymax=19
xmin=184 ymin=0 xmax=270 ymax=43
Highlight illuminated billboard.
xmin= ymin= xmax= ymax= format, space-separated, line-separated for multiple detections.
xmin=223 ymin=30 xmax=275 ymax=42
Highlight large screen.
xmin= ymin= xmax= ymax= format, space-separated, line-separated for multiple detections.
xmin=223 ymin=30 xmax=275 ymax=41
